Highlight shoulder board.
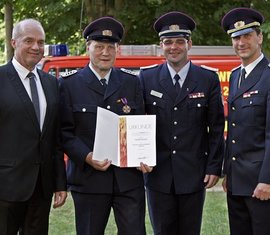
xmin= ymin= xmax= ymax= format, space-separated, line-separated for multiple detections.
xmin=140 ymin=64 xmax=159 ymax=70
xmin=61 ymin=70 xmax=77 ymax=78
xmin=231 ymin=65 xmax=241 ymax=72
xmin=200 ymin=65 xmax=218 ymax=72
xmin=120 ymin=68 xmax=138 ymax=76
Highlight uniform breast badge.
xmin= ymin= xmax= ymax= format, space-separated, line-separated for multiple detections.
xmin=117 ymin=98 xmax=131 ymax=114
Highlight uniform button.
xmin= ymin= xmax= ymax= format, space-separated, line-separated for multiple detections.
xmin=249 ymin=101 xmax=253 ymax=105
xmin=172 ymin=150 xmax=176 ymax=154
xmin=205 ymin=152 xmax=208 ymax=155
xmin=174 ymin=107 xmax=178 ymax=111
xmin=232 ymin=140 xmax=236 ymax=144
xmin=107 ymin=105 xmax=111 ymax=109
xmin=232 ymin=123 xmax=236 ymax=127
xmin=232 ymin=157 xmax=236 ymax=161
xmin=232 ymin=106 xmax=235 ymax=110
xmin=82 ymin=108 xmax=86 ymax=112
xmin=153 ymin=102 xmax=157 ymax=105
xmin=174 ymin=121 xmax=177 ymax=125
xmin=197 ymin=103 xmax=201 ymax=107
xmin=174 ymin=136 xmax=177 ymax=140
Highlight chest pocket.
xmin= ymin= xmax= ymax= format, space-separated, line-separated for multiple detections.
xmin=187 ymin=98 xmax=208 ymax=125
xmin=145 ymin=95 xmax=166 ymax=114
xmin=72 ymin=104 xmax=97 ymax=131
xmin=241 ymin=96 xmax=265 ymax=126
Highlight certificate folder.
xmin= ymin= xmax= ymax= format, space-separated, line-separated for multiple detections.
xmin=93 ymin=107 xmax=156 ymax=167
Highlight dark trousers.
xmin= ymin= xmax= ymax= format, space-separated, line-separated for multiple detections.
xmin=0 ymin=176 xmax=52 ymax=235
xmin=147 ymin=188 xmax=205 ymax=235
xmin=227 ymin=191 xmax=270 ymax=235
xmin=71 ymin=185 xmax=146 ymax=235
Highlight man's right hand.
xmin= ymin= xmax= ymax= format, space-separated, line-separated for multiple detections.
xmin=85 ymin=152 xmax=111 ymax=171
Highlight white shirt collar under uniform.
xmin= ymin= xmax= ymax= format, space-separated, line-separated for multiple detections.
xmin=12 ymin=57 xmax=47 ymax=130
xmin=89 ymin=62 xmax=112 ymax=85
xmin=167 ymin=61 xmax=190 ymax=87
xmin=241 ymin=53 xmax=264 ymax=77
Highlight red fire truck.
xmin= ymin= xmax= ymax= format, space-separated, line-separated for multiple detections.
xmin=39 ymin=44 xmax=241 ymax=132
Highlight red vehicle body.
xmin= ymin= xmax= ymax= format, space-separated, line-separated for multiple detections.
xmin=39 ymin=45 xmax=241 ymax=134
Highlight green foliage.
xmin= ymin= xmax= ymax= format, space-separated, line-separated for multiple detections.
xmin=0 ymin=0 xmax=270 ymax=59
xmin=0 ymin=20 xmax=6 ymax=64
xmin=11 ymin=0 xmax=87 ymax=55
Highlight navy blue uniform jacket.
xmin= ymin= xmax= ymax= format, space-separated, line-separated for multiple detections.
xmin=139 ymin=62 xmax=225 ymax=194
xmin=224 ymin=56 xmax=270 ymax=196
xmin=59 ymin=66 xmax=145 ymax=193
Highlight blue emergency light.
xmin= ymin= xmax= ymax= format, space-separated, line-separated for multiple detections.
xmin=44 ymin=44 xmax=69 ymax=56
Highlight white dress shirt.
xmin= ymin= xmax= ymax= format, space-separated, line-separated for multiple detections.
xmin=12 ymin=58 xmax=47 ymax=130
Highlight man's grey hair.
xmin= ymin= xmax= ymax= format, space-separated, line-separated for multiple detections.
xmin=12 ymin=19 xmax=45 ymax=39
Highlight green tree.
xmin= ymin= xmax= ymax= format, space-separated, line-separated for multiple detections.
xmin=0 ymin=0 xmax=269 ymax=63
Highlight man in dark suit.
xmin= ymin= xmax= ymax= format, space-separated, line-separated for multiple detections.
xmin=0 ymin=19 xmax=67 ymax=235
xmin=221 ymin=8 xmax=270 ymax=235
xmin=59 ymin=16 xmax=151 ymax=235
xmin=139 ymin=11 xmax=225 ymax=235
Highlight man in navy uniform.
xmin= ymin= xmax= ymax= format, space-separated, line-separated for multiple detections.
xmin=59 ymin=17 xmax=151 ymax=235
xmin=139 ymin=11 xmax=225 ymax=235
xmin=221 ymin=7 xmax=270 ymax=235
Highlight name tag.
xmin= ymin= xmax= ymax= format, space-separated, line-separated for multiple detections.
xmin=150 ymin=90 xmax=163 ymax=98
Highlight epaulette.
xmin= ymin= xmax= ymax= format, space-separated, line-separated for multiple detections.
xmin=140 ymin=64 xmax=158 ymax=70
xmin=61 ymin=70 xmax=77 ymax=78
xmin=120 ymin=68 xmax=138 ymax=76
xmin=200 ymin=65 xmax=219 ymax=72
xmin=231 ymin=65 xmax=241 ymax=72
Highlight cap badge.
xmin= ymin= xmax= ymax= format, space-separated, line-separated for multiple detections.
xmin=234 ymin=21 xmax=245 ymax=29
xmin=169 ymin=25 xmax=180 ymax=31
xmin=102 ymin=30 xmax=112 ymax=36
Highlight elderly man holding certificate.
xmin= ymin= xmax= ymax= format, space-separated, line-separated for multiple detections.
xmin=59 ymin=16 xmax=153 ymax=235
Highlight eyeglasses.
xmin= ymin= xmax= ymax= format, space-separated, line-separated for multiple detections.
xmin=162 ymin=38 xmax=188 ymax=47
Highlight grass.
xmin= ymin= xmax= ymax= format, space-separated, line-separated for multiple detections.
xmin=49 ymin=190 xmax=229 ymax=235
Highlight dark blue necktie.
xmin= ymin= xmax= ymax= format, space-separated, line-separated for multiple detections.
xmin=174 ymin=74 xmax=181 ymax=95
xmin=238 ymin=68 xmax=246 ymax=88
xmin=100 ymin=78 xmax=107 ymax=87
xmin=100 ymin=78 xmax=107 ymax=92
xmin=28 ymin=72 xmax=40 ymax=123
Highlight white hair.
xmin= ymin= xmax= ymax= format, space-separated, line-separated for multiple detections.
xmin=12 ymin=19 xmax=45 ymax=39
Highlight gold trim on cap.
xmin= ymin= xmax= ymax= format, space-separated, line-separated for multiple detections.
xmin=159 ymin=29 xmax=191 ymax=37
xmin=102 ymin=30 xmax=112 ymax=36
xmin=227 ymin=21 xmax=261 ymax=34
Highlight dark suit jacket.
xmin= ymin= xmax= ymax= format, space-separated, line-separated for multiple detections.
xmin=139 ymin=62 xmax=225 ymax=194
xmin=224 ymin=56 xmax=270 ymax=196
xmin=59 ymin=65 xmax=145 ymax=193
xmin=0 ymin=61 xmax=67 ymax=202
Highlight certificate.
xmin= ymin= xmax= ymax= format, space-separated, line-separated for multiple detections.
xmin=93 ymin=107 xmax=156 ymax=167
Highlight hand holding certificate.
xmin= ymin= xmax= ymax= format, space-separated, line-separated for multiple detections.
xmin=93 ymin=107 xmax=156 ymax=167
